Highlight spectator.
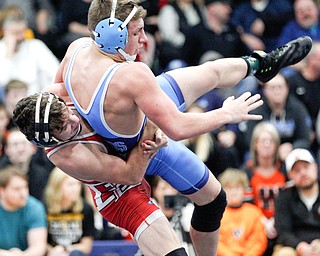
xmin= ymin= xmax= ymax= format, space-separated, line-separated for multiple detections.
xmin=4 ymin=79 xmax=28 ymax=129
xmin=273 ymin=148 xmax=320 ymax=256
xmin=150 ymin=176 xmax=179 ymax=221
xmin=231 ymin=0 xmax=293 ymax=52
xmin=182 ymin=100 xmax=240 ymax=177
xmin=0 ymin=14 xmax=60 ymax=94
xmin=241 ymin=121 xmax=288 ymax=256
xmin=0 ymin=165 xmax=47 ymax=256
xmin=157 ymin=0 xmax=204 ymax=69
xmin=286 ymin=41 xmax=320 ymax=156
xmin=217 ymin=168 xmax=268 ymax=256
xmin=148 ymin=175 xmax=195 ymax=255
xmin=244 ymin=73 xmax=312 ymax=162
xmin=183 ymin=0 xmax=249 ymax=66
xmin=44 ymin=167 xmax=95 ymax=256
xmin=0 ymin=4 xmax=34 ymax=39
xmin=0 ymin=102 xmax=10 ymax=159
xmin=0 ymin=0 xmax=55 ymax=39
xmin=0 ymin=128 xmax=53 ymax=200
xmin=55 ymin=0 xmax=92 ymax=60
xmin=278 ymin=0 xmax=320 ymax=47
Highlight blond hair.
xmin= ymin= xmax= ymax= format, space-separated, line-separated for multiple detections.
xmin=250 ymin=121 xmax=280 ymax=167
xmin=44 ymin=167 xmax=83 ymax=214
xmin=218 ymin=168 xmax=249 ymax=189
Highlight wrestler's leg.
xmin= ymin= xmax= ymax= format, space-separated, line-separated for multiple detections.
xmin=166 ymin=58 xmax=248 ymax=108
xmin=137 ymin=216 xmax=185 ymax=256
xmin=147 ymin=141 xmax=226 ymax=256
xmin=186 ymin=173 xmax=223 ymax=256
xmin=166 ymin=36 xmax=312 ymax=109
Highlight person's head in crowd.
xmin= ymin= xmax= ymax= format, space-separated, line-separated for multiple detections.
xmin=150 ymin=176 xmax=178 ymax=219
xmin=250 ymin=121 xmax=280 ymax=167
xmin=0 ymin=5 xmax=33 ymax=39
xmin=4 ymin=128 xmax=37 ymax=171
xmin=294 ymin=0 xmax=319 ymax=30
xmin=261 ymin=73 xmax=289 ymax=108
xmin=2 ymin=15 xmax=28 ymax=52
xmin=204 ymin=0 xmax=232 ymax=24
xmin=303 ymin=41 xmax=320 ymax=78
xmin=0 ymin=102 xmax=10 ymax=137
xmin=0 ymin=165 xmax=29 ymax=211
xmin=218 ymin=168 xmax=249 ymax=207
xmin=44 ymin=167 xmax=83 ymax=214
xmin=5 ymin=79 xmax=28 ymax=118
xmin=285 ymin=148 xmax=318 ymax=189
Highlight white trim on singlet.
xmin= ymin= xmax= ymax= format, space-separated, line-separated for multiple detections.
xmin=65 ymin=44 xmax=146 ymax=139
xmin=134 ymin=209 xmax=165 ymax=241
xmin=47 ymin=138 xmax=108 ymax=159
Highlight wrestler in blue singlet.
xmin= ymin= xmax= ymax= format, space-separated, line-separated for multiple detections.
xmin=65 ymin=45 xmax=210 ymax=195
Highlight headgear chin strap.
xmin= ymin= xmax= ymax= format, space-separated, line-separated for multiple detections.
xmin=31 ymin=92 xmax=61 ymax=148
xmin=93 ymin=0 xmax=138 ymax=61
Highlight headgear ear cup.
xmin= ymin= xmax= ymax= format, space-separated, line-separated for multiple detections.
xmin=93 ymin=0 xmax=138 ymax=60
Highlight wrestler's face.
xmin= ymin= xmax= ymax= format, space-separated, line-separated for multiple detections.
xmin=124 ymin=18 xmax=148 ymax=57
xmin=52 ymin=107 xmax=81 ymax=141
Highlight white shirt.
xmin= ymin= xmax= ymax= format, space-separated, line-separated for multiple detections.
xmin=0 ymin=38 xmax=60 ymax=94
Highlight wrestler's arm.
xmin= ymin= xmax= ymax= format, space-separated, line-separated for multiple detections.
xmin=49 ymin=139 xmax=157 ymax=185
xmin=121 ymin=62 xmax=263 ymax=141
xmin=49 ymin=121 xmax=167 ymax=185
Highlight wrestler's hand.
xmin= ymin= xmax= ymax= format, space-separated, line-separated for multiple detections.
xmin=222 ymin=92 xmax=263 ymax=123
xmin=141 ymin=129 xmax=168 ymax=158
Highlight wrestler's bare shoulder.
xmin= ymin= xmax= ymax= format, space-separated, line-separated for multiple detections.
xmin=114 ymin=61 xmax=155 ymax=85
xmin=64 ymin=37 xmax=93 ymax=59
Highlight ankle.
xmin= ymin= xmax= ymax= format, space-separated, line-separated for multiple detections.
xmin=241 ymin=56 xmax=260 ymax=77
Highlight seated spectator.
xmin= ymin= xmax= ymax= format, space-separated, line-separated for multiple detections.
xmin=286 ymin=41 xmax=320 ymax=157
xmin=182 ymin=0 xmax=248 ymax=66
xmin=0 ymin=0 xmax=55 ymax=41
xmin=0 ymin=4 xmax=34 ymax=39
xmin=0 ymin=165 xmax=47 ymax=256
xmin=231 ymin=0 xmax=293 ymax=52
xmin=182 ymin=100 xmax=240 ymax=177
xmin=0 ymin=14 xmax=60 ymax=94
xmin=273 ymin=148 xmax=320 ymax=256
xmin=241 ymin=121 xmax=288 ymax=256
xmin=157 ymin=0 xmax=204 ymax=69
xmin=4 ymin=79 xmax=28 ymax=129
xmin=148 ymin=175 xmax=194 ymax=255
xmin=244 ymin=73 xmax=312 ymax=162
xmin=217 ymin=168 xmax=268 ymax=256
xmin=278 ymin=0 xmax=320 ymax=47
xmin=44 ymin=167 xmax=95 ymax=256
xmin=0 ymin=128 xmax=53 ymax=200
xmin=55 ymin=0 xmax=92 ymax=60
xmin=0 ymin=102 xmax=10 ymax=159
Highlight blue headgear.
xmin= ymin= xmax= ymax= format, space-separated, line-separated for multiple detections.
xmin=93 ymin=0 xmax=138 ymax=61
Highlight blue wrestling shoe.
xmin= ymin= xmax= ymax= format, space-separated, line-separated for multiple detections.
xmin=251 ymin=36 xmax=313 ymax=83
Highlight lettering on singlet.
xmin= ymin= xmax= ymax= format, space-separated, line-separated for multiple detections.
xmin=87 ymin=182 xmax=140 ymax=211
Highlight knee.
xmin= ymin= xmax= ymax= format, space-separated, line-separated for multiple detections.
xmin=191 ymin=188 xmax=227 ymax=232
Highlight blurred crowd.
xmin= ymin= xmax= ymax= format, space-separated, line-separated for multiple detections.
xmin=0 ymin=0 xmax=320 ymax=256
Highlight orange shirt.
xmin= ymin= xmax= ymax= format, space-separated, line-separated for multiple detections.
xmin=218 ymin=203 xmax=267 ymax=256
xmin=249 ymin=168 xmax=286 ymax=218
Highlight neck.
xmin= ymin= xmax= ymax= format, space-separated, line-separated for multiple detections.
xmin=0 ymin=198 xmax=22 ymax=211
xmin=207 ymin=14 xmax=224 ymax=34
xmin=299 ymin=182 xmax=319 ymax=197
xmin=302 ymin=66 xmax=320 ymax=81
